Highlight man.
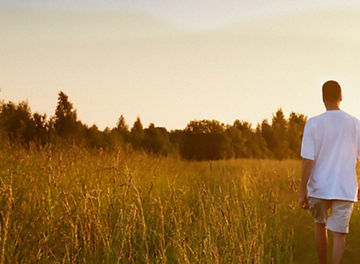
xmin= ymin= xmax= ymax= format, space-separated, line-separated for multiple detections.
xmin=299 ymin=80 xmax=360 ymax=264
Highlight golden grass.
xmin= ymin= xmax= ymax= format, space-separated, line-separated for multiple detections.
xmin=0 ymin=145 xmax=359 ymax=263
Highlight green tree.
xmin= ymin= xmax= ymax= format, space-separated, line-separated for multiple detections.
xmin=32 ymin=112 xmax=49 ymax=146
xmin=181 ymin=120 xmax=230 ymax=160
xmin=84 ymin=124 xmax=104 ymax=148
xmin=169 ymin=129 xmax=184 ymax=157
xmin=261 ymin=119 xmax=275 ymax=154
xmin=130 ymin=116 xmax=144 ymax=149
xmin=261 ymin=109 xmax=292 ymax=159
xmin=116 ymin=114 xmax=130 ymax=142
xmin=225 ymin=126 xmax=246 ymax=158
xmin=117 ymin=115 xmax=129 ymax=132
xmin=232 ymin=120 xmax=255 ymax=158
xmin=143 ymin=123 xmax=172 ymax=155
xmin=251 ymin=125 xmax=272 ymax=158
xmin=287 ymin=112 xmax=307 ymax=158
xmin=271 ymin=108 xmax=290 ymax=159
xmin=54 ymin=91 xmax=79 ymax=140
xmin=0 ymin=101 xmax=34 ymax=145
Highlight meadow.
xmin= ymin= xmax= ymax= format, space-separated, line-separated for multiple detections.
xmin=1 ymin=144 xmax=360 ymax=263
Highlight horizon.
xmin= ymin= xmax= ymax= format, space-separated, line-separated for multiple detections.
xmin=2 ymin=89 xmax=306 ymax=131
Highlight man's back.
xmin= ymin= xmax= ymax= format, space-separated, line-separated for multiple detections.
xmin=299 ymin=80 xmax=358 ymax=263
xmin=301 ymin=110 xmax=360 ymax=201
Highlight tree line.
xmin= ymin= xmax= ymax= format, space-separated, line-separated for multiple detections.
xmin=0 ymin=91 xmax=307 ymax=160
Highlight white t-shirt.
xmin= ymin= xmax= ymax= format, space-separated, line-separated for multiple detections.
xmin=301 ymin=110 xmax=360 ymax=202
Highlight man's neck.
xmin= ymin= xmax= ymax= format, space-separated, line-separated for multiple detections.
xmin=326 ymin=105 xmax=340 ymax=111
xmin=324 ymin=101 xmax=341 ymax=111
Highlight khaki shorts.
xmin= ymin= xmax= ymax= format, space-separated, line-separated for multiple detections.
xmin=308 ymin=197 xmax=354 ymax=234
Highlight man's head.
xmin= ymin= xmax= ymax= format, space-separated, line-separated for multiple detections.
xmin=322 ymin=80 xmax=342 ymax=104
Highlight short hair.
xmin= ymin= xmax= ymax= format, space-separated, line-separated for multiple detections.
xmin=322 ymin=80 xmax=342 ymax=102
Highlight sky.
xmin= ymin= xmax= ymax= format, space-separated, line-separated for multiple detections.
xmin=2 ymin=1 xmax=360 ymax=130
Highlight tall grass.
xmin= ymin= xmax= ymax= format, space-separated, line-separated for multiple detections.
xmin=0 ymin=145 xmax=359 ymax=263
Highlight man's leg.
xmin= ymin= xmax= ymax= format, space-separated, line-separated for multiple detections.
xmin=326 ymin=200 xmax=353 ymax=264
xmin=315 ymin=223 xmax=328 ymax=264
xmin=332 ymin=231 xmax=346 ymax=264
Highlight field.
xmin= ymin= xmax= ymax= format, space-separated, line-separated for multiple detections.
xmin=0 ymin=145 xmax=360 ymax=263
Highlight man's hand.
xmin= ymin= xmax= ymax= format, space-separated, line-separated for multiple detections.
xmin=299 ymin=191 xmax=309 ymax=209
xmin=299 ymin=158 xmax=313 ymax=209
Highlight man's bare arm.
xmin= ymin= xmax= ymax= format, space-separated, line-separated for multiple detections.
xmin=299 ymin=158 xmax=314 ymax=209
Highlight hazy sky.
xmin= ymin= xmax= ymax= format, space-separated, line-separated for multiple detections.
xmin=2 ymin=1 xmax=360 ymax=130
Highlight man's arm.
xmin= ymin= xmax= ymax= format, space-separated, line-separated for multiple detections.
xmin=299 ymin=158 xmax=314 ymax=209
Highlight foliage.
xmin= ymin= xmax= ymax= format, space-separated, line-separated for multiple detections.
xmin=0 ymin=92 xmax=307 ymax=160
xmin=130 ymin=117 xmax=145 ymax=150
xmin=143 ymin=123 xmax=172 ymax=155
xmin=0 ymin=101 xmax=50 ymax=146
xmin=181 ymin=120 xmax=230 ymax=160
xmin=54 ymin=91 xmax=79 ymax=140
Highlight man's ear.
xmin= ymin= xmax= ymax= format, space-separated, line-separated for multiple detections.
xmin=339 ymin=93 xmax=343 ymax=102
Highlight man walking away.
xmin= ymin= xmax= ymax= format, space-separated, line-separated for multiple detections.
xmin=299 ymin=80 xmax=360 ymax=264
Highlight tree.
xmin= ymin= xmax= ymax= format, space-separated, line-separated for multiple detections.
xmin=181 ymin=120 xmax=230 ymax=160
xmin=231 ymin=120 xmax=254 ymax=158
xmin=169 ymin=129 xmax=184 ymax=157
xmin=0 ymin=89 xmax=309 ymax=160
xmin=261 ymin=119 xmax=275 ymax=153
xmin=225 ymin=126 xmax=246 ymax=158
xmin=54 ymin=91 xmax=79 ymax=140
xmin=84 ymin=124 xmax=103 ymax=148
xmin=288 ymin=112 xmax=307 ymax=158
xmin=115 ymin=114 xmax=129 ymax=142
xmin=130 ymin=116 xmax=144 ymax=149
xmin=143 ymin=123 xmax=172 ymax=155
xmin=0 ymin=101 xmax=34 ymax=145
xmin=271 ymin=108 xmax=290 ymax=159
xmin=117 ymin=115 xmax=129 ymax=132
xmin=251 ymin=125 xmax=272 ymax=158
xmin=32 ymin=112 xmax=49 ymax=146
